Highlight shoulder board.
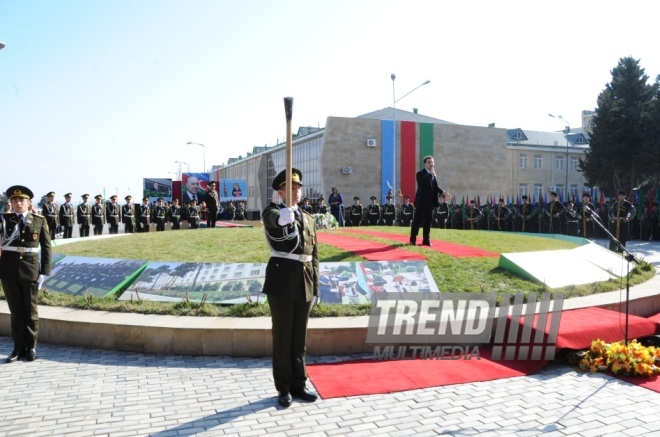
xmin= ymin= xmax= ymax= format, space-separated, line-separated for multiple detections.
xmin=302 ymin=209 xmax=314 ymax=217
xmin=31 ymin=213 xmax=45 ymax=218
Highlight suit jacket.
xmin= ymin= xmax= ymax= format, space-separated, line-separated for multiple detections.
xmin=59 ymin=203 xmax=75 ymax=227
xmin=414 ymin=168 xmax=444 ymax=209
xmin=0 ymin=212 xmax=52 ymax=281
xmin=77 ymin=203 xmax=91 ymax=226
xmin=106 ymin=203 xmax=121 ymax=226
xmin=262 ymin=204 xmax=319 ymax=302
xmin=205 ymin=189 xmax=219 ymax=211
xmin=182 ymin=191 xmax=205 ymax=205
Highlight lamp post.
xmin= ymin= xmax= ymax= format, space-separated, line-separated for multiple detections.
xmin=391 ymin=75 xmax=430 ymax=202
xmin=187 ymin=142 xmax=205 ymax=172
xmin=548 ymin=114 xmax=570 ymax=200
xmin=174 ymin=161 xmax=188 ymax=180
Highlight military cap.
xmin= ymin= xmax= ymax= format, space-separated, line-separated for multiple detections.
xmin=370 ymin=196 xmax=377 ymax=200
xmin=403 ymin=195 xmax=410 ymax=199
xmin=499 ymin=198 xmax=505 ymax=202
xmin=353 ymin=196 xmax=360 ymax=200
xmin=142 ymin=197 xmax=149 ymax=201
xmin=94 ymin=194 xmax=103 ymax=200
xmin=191 ymin=198 xmax=197 ymax=203
xmin=318 ymin=197 xmax=324 ymax=201
xmin=522 ymin=195 xmax=528 ymax=200
xmin=303 ymin=197 xmax=309 ymax=202
xmin=125 ymin=195 xmax=132 ymax=200
xmin=550 ymin=191 xmax=557 ymax=196
xmin=566 ymin=200 xmax=574 ymax=205
xmin=157 ymin=197 xmax=164 ymax=202
xmin=110 ymin=195 xmax=117 ymax=200
xmin=209 ymin=181 xmax=217 ymax=186
xmin=272 ymin=168 xmax=303 ymax=190
xmin=47 ymin=191 xmax=55 ymax=197
xmin=386 ymin=195 xmax=392 ymax=200
xmin=64 ymin=193 xmax=72 ymax=197
xmin=81 ymin=193 xmax=89 ymax=198
xmin=470 ymin=199 xmax=476 ymax=203
xmin=582 ymin=193 xmax=592 ymax=199
xmin=618 ymin=190 xmax=626 ymax=195
xmin=6 ymin=185 xmax=33 ymax=200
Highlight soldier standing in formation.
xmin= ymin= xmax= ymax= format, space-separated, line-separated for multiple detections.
xmin=349 ymin=196 xmax=363 ymax=226
xmin=578 ymin=193 xmax=596 ymax=239
xmin=608 ymin=190 xmax=636 ymax=252
xmin=300 ymin=198 xmax=313 ymax=214
xmin=545 ymin=192 xmax=564 ymax=234
xmin=206 ymin=181 xmax=220 ymax=228
xmin=59 ymin=193 xmax=75 ymax=239
xmin=153 ymin=198 xmax=167 ymax=231
xmin=382 ymin=195 xmax=396 ymax=226
xmin=515 ymin=195 xmax=536 ymax=232
xmin=434 ymin=195 xmax=449 ymax=229
xmin=92 ymin=195 xmax=106 ymax=236
xmin=1 ymin=185 xmax=52 ymax=363
xmin=77 ymin=194 xmax=91 ymax=237
xmin=399 ymin=195 xmax=414 ymax=227
xmin=315 ymin=197 xmax=328 ymax=214
xmin=188 ymin=199 xmax=200 ymax=229
xmin=464 ymin=200 xmax=483 ymax=230
xmin=106 ymin=195 xmax=121 ymax=234
xmin=367 ymin=196 xmax=380 ymax=226
xmin=42 ymin=191 xmax=59 ymax=241
xmin=122 ymin=195 xmax=135 ymax=233
xmin=492 ymin=198 xmax=511 ymax=231
xmin=170 ymin=198 xmax=182 ymax=230
xmin=138 ymin=197 xmax=151 ymax=232
xmin=227 ymin=201 xmax=236 ymax=220
xmin=563 ymin=200 xmax=579 ymax=236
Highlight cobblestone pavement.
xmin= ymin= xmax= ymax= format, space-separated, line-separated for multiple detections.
xmin=2 ymin=335 xmax=660 ymax=437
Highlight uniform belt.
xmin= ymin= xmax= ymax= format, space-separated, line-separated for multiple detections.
xmin=141 ymin=215 xmax=149 ymax=217
xmin=47 ymin=214 xmax=56 ymax=217
xmin=63 ymin=214 xmax=72 ymax=217
xmin=110 ymin=215 xmax=119 ymax=217
xmin=270 ymin=251 xmax=313 ymax=263
xmin=172 ymin=215 xmax=180 ymax=218
xmin=2 ymin=246 xmax=39 ymax=253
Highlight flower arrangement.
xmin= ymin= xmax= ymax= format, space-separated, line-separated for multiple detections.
xmin=578 ymin=339 xmax=660 ymax=377
xmin=313 ymin=212 xmax=338 ymax=229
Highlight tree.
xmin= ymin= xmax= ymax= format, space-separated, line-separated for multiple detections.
xmin=641 ymin=75 xmax=660 ymax=192
xmin=579 ymin=57 xmax=656 ymax=196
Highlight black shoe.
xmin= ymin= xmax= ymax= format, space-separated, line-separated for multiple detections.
xmin=277 ymin=391 xmax=292 ymax=408
xmin=422 ymin=241 xmax=433 ymax=246
xmin=26 ymin=349 xmax=37 ymax=362
xmin=291 ymin=386 xmax=318 ymax=402
xmin=409 ymin=241 xmax=417 ymax=246
xmin=6 ymin=349 xmax=26 ymax=363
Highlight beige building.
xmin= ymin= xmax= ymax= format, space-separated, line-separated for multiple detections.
xmin=216 ymin=108 xmax=590 ymax=212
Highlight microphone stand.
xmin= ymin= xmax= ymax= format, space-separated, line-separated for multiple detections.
xmin=583 ymin=205 xmax=640 ymax=344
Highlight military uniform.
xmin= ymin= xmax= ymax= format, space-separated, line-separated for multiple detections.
xmin=433 ymin=198 xmax=449 ymax=229
xmin=300 ymin=198 xmax=313 ymax=214
xmin=366 ymin=196 xmax=380 ymax=226
xmin=153 ymin=198 xmax=167 ymax=231
xmin=77 ymin=194 xmax=92 ymax=237
xmin=188 ymin=202 xmax=200 ymax=229
xmin=315 ymin=199 xmax=328 ymax=215
xmin=464 ymin=202 xmax=483 ymax=230
xmin=515 ymin=196 xmax=536 ymax=233
xmin=206 ymin=181 xmax=220 ymax=228
xmin=563 ymin=202 xmax=579 ymax=236
xmin=106 ymin=196 xmax=121 ymax=234
xmin=169 ymin=201 xmax=182 ymax=230
xmin=0 ymin=185 xmax=52 ymax=363
xmin=42 ymin=192 xmax=59 ymax=241
xmin=382 ymin=196 xmax=396 ymax=226
xmin=348 ymin=197 xmax=363 ymax=226
xmin=492 ymin=200 xmax=511 ymax=231
xmin=262 ymin=168 xmax=319 ymax=407
xmin=138 ymin=198 xmax=150 ymax=232
xmin=399 ymin=197 xmax=414 ymax=227
xmin=608 ymin=191 xmax=636 ymax=252
xmin=545 ymin=193 xmax=564 ymax=234
xmin=91 ymin=195 xmax=106 ymax=236
xmin=578 ymin=195 xmax=596 ymax=239
xmin=122 ymin=196 xmax=135 ymax=233
xmin=59 ymin=193 xmax=75 ymax=239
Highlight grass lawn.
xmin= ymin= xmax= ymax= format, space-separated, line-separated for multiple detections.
xmin=1 ymin=224 xmax=654 ymax=317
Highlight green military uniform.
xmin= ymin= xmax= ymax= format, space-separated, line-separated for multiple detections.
xmin=608 ymin=191 xmax=636 ymax=252
xmin=77 ymin=194 xmax=92 ymax=237
xmin=92 ymin=195 xmax=106 ymax=236
xmin=0 ymin=185 xmax=52 ymax=363
xmin=122 ymin=196 xmax=135 ymax=233
xmin=138 ymin=198 xmax=151 ymax=232
xmin=106 ymin=195 xmax=121 ymax=234
xmin=262 ymin=168 xmax=319 ymax=406
xmin=59 ymin=193 xmax=75 ymax=238
xmin=42 ymin=191 xmax=59 ymax=241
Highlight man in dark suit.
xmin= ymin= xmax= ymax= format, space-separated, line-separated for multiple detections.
xmin=59 ymin=193 xmax=75 ymax=238
xmin=206 ymin=181 xmax=220 ymax=228
xmin=0 ymin=185 xmax=52 ymax=363
xmin=410 ymin=155 xmax=450 ymax=246
xmin=182 ymin=175 xmax=206 ymax=205
xmin=262 ymin=168 xmax=319 ymax=408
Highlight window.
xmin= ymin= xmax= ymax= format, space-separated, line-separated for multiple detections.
xmin=519 ymin=154 xmax=527 ymax=169
xmin=518 ymin=184 xmax=528 ymax=196
xmin=534 ymin=184 xmax=543 ymax=198
xmin=234 ymin=272 xmax=243 ymax=278
xmin=570 ymin=184 xmax=579 ymax=198
xmin=555 ymin=185 xmax=565 ymax=198
xmin=534 ymin=155 xmax=542 ymax=169
xmin=251 ymin=269 xmax=260 ymax=276
xmin=555 ymin=156 xmax=564 ymax=170
xmin=570 ymin=156 xmax=578 ymax=171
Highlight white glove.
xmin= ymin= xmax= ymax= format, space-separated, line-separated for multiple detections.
xmin=37 ymin=274 xmax=48 ymax=291
xmin=277 ymin=207 xmax=296 ymax=226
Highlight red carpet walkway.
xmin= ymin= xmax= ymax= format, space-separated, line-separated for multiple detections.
xmin=339 ymin=229 xmax=499 ymax=258
xmin=316 ymin=233 xmax=426 ymax=261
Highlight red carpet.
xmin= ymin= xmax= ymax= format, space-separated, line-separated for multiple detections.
xmin=316 ymin=233 xmax=426 ymax=261
xmin=616 ymin=374 xmax=660 ymax=393
xmin=308 ymin=307 xmax=660 ymax=399
xmin=339 ymin=229 xmax=498 ymax=258
xmin=214 ymin=221 xmax=253 ymax=228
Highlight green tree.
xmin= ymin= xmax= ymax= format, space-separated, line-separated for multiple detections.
xmin=641 ymin=75 xmax=660 ymax=191
xmin=580 ymin=57 xmax=656 ymax=195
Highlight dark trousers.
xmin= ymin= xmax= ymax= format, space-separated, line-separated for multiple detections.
xmin=267 ymin=296 xmax=313 ymax=392
xmin=609 ymin=221 xmax=630 ymax=252
xmin=410 ymin=204 xmax=433 ymax=243
xmin=79 ymin=225 xmax=90 ymax=237
xmin=109 ymin=224 xmax=119 ymax=234
xmin=47 ymin=220 xmax=57 ymax=240
xmin=1 ymin=279 xmax=39 ymax=350
xmin=124 ymin=222 xmax=134 ymax=233
xmin=171 ymin=218 xmax=180 ymax=230
xmin=93 ymin=223 xmax=103 ymax=235
xmin=155 ymin=218 xmax=166 ymax=232
xmin=207 ymin=209 xmax=217 ymax=228
xmin=62 ymin=226 xmax=73 ymax=238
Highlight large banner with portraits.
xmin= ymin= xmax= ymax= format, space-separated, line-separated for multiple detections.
xmin=220 ymin=179 xmax=247 ymax=202
xmin=181 ymin=172 xmax=211 ymax=205
xmin=143 ymin=178 xmax=172 ymax=203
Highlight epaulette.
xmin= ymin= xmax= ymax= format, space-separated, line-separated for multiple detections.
xmin=302 ymin=209 xmax=314 ymax=217
xmin=31 ymin=213 xmax=45 ymax=218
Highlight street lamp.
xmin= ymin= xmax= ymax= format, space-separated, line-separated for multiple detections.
xmin=174 ymin=160 xmax=188 ymax=180
xmin=548 ymin=114 xmax=570 ymax=200
xmin=186 ymin=141 xmax=206 ymax=172
xmin=391 ymin=75 xmax=430 ymax=202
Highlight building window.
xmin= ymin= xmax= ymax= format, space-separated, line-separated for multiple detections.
xmin=519 ymin=154 xmax=527 ymax=169
xmin=555 ymin=156 xmax=564 ymax=170
xmin=221 ymin=274 xmax=227 ymax=279
xmin=234 ymin=272 xmax=243 ymax=278
xmin=570 ymin=156 xmax=578 ymax=171
xmin=534 ymin=155 xmax=542 ymax=169
xmin=534 ymin=184 xmax=543 ymax=198
xmin=570 ymin=184 xmax=579 ymax=199
xmin=518 ymin=184 xmax=528 ymax=196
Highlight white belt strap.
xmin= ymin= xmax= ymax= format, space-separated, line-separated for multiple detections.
xmin=2 ymin=246 xmax=39 ymax=253
xmin=270 ymin=250 xmax=312 ymax=263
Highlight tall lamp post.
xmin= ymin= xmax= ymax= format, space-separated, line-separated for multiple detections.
xmin=174 ymin=160 xmax=188 ymax=180
xmin=391 ymin=75 xmax=430 ymax=201
xmin=548 ymin=114 xmax=570 ymax=200
xmin=187 ymin=141 xmax=206 ymax=172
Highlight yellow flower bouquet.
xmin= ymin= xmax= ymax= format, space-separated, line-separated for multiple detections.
xmin=578 ymin=339 xmax=660 ymax=377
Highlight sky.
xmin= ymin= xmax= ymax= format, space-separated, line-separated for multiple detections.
xmin=1 ymin=0 xmax=659 ymax=203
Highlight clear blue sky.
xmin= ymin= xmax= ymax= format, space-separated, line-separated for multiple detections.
xmin=1 ymin=0 xmax=659 ymax=202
